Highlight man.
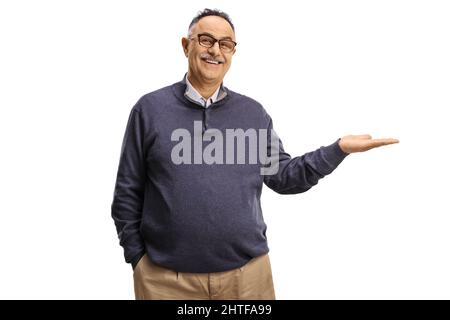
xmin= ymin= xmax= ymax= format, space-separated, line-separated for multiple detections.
xmin=111 ymin=8 xmax=399 ymax=300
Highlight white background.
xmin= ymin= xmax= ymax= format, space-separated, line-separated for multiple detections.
xmin=0 ymin=0 xmax=449 ymax=299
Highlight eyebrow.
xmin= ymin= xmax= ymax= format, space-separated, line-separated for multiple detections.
xmin=200 ymin=32 xmax=234 ymax=41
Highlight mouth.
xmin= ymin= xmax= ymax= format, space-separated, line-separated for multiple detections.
xmin=201 ymin=58 xmax=224 ymax=65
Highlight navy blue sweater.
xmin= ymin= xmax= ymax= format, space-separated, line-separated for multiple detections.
xmin=111 ymin=75 xmax=349 ymax=273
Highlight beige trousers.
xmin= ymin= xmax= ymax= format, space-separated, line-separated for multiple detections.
xmin=133 ymin=253 xmax=276 ymax=300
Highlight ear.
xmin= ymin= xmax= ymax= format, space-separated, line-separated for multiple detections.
xmin=181 ymin=37 xmax=189 ymax=57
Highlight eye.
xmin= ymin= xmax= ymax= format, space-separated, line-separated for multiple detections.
xmin=219 ymin=40 xmax=234 ymax=51
xmin=199 ymin=35 xmax=215 ymax=47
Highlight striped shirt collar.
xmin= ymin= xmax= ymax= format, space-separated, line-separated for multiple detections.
xmin=184 ymin=73 xmax=227 ymax=108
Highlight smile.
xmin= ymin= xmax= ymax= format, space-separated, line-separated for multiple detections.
xmin=202 ymin=58 xmax=222 ymax=65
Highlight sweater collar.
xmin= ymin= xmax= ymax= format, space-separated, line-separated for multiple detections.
xmin=172 ymin=73 xmax=230 ymax=108
xmin=185 ymin=74 xmax=222 ymax=108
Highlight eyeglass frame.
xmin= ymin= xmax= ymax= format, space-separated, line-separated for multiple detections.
xmin=188 ymin=33 xmax=237 ymax=52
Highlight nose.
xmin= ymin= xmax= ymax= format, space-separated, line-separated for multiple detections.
xmin=207 ymin=41 xmax=221 ymax=56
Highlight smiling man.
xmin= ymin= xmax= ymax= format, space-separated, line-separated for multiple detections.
xmin=182 ymin=14 xmax=235 ymax=101
xmin=111 ymin=8 xmax=399 ymax=300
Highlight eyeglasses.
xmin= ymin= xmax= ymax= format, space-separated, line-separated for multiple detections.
xmin=189 ymin=33 xmax=237 ymax=53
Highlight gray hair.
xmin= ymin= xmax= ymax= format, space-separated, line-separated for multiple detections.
xmin=188 ymin=8 xmax=235 ymax=36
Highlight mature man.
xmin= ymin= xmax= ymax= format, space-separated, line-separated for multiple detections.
xmin=111 ymin=8 xmax=399 ymax=300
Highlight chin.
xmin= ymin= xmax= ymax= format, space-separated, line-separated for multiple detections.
xmin=202 ymin=71 xmax=223 ymax=80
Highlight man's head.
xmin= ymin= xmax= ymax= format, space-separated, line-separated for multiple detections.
xmin=182 ymin=9 xmax=236 ymax=87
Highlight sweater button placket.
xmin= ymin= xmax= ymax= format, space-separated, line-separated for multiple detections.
xmin=203 ymin=100 xmax=209 ymax=132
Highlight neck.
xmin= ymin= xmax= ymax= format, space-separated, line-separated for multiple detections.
xmin=187 ymin=72 xmax=221 ymax=100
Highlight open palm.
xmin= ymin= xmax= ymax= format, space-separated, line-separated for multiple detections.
xmin=338 ymin=134 xmax=399 ymax=154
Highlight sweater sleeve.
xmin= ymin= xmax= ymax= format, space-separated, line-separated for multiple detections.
xmin=263 ymin=115 xmax=349 ymax=194
xmin=111 ymin=104 xmax=146 ymax=268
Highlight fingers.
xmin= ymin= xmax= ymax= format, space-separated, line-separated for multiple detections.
xmin=340 ymin=135 xmax=400 ymax=152
xmin=369 ymin=138 xmax=400 ymax=147
xmin=345 ymin=135 xmax=399 ymax=143
xmin=373 ymin=138 xmax=399 ymax=144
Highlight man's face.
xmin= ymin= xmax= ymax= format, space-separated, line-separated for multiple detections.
xmin=182 ymin=16 xmax=236 ymax=85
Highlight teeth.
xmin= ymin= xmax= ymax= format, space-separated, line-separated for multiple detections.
xmin=205 ymin=59 xmax=220 ymax=64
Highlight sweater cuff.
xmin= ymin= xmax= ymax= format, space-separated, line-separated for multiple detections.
xmin=131 ymin=252 xmax=146 ymax=270
xmin=318 ymin=138 xmax=350 ymax=173
xmin=334 ymin=138 xmax=350 ymax=157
